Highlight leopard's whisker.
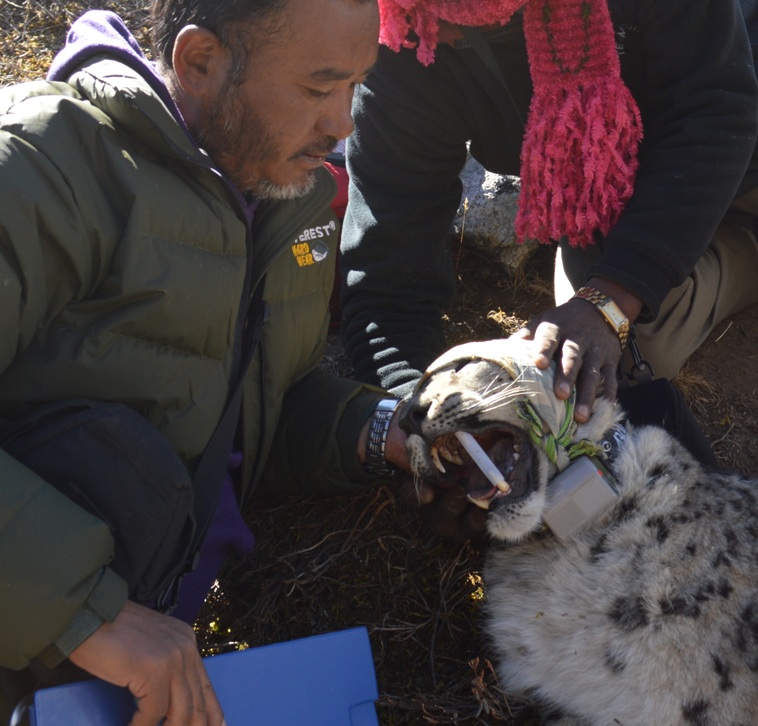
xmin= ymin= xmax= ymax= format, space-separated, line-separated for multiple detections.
xmin=449 ymin=384 xmax=527 ymax=418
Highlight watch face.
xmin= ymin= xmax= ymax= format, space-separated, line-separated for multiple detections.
xmin=600 ymin=300 xmax=628 ymax=331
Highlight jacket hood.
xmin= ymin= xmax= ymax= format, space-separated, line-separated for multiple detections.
xmin=47 ymin=10 xmax=178 ymax=116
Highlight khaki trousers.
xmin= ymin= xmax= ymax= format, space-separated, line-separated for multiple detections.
xmin=554 ymin=190 xmax=758 ymax=380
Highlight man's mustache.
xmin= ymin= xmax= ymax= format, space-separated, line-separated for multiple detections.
xmin=296 ymin=137 xmax=340 ymax=159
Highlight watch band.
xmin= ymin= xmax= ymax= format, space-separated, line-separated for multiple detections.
xmin=365 ymin=398 xmax=401 ymax=477
xmin=573 ymin=286 xmax=630 ymax=349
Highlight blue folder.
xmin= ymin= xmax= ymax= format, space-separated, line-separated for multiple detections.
xmin=29 ymin=627 xmax=379 ymax=726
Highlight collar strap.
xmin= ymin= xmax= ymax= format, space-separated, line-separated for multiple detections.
xmin=517 ymin=394 xmax=602 ymax=470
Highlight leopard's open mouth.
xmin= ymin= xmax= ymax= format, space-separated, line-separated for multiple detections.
xmin=428 ymin=427 xmax=536 ymax=510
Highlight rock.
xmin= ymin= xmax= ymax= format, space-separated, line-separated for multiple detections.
xmin=453 ymin=155 xmax=538 ymax=273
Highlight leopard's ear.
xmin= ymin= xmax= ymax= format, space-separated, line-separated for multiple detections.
xmin=574 ymin=397 xmax=624 ymax=445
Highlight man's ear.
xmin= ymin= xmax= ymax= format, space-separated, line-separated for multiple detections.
xmin=171 ymin=25 xmax=231 ymax=100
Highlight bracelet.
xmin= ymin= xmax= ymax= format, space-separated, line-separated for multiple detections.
xmin=365 ymin=398 xmax=401 ymax=477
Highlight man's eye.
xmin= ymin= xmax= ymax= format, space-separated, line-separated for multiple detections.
xmin=307 ymin=88 xmax=331 ymax=98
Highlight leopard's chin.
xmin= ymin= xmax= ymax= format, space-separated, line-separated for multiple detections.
xmin=486 ymin=488 xmax=548 ymax=542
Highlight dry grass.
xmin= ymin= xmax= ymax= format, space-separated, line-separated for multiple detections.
xmin=3 ymin=4 xmax=757 ymax=724
xmin=0 ymin=0 xmax=150 ymax=85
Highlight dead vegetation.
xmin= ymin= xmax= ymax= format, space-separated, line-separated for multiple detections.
xmin=3 ymin=3 xmax=757 ymax=724
xmin=0 ymin=0 xmax=149 ymax=84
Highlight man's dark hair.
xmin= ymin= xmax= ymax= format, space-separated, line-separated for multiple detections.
xmin=149 ymin=0 xmax=289 ymax=84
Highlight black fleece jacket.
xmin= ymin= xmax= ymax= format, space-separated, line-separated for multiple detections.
xmin=340 ymin=0 xmax=758 ymax=397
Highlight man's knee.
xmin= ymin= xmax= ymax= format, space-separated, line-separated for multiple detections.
xmin=631 ymin=221 xmax=758 ymax=379
xmin=1 ymin=400 xmax=195 ymax=605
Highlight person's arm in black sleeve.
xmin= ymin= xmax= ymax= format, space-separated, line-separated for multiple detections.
xmin=520 ymin=0 xmax=758 ymax=418
xmin=593 ymin=0 xmax=758 ymax=321
xmin=340 ymin=44 xmax=470 ymax=398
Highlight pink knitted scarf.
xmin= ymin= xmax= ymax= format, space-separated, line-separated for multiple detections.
xmin=378 ymin=0 xmax=643 ymax=247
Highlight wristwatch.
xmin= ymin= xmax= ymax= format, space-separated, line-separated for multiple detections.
xmin=364 ymin=398 xmax=401 ymax=477
xmin=572 ymin=286 xmax=630 ymax=349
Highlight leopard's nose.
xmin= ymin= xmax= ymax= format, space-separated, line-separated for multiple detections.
xmin=398 ymin=400 xmax=431 ymax=436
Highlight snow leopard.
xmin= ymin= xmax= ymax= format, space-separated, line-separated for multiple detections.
xmin=400 ymin=337 xmax=758 ymax=726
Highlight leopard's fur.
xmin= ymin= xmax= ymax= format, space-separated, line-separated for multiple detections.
xmin=401 ymin=338 xmax=758 ymax=726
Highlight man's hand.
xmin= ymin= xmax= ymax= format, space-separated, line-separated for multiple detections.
xmin=385 ymin=405 xmax=488 ymax=543
xmin=396 ymin=474 xmax=488 ymax=542
xmin=68 ymin=600 xmax=225 ymax=726
xmin=513 ymin=278 xmax=643 ymax=422
xmin=512 ymin=299 xmax=622 ymax=421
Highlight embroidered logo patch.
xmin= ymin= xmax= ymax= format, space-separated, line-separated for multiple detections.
xmin=291 ymin=220 xmax=337 ymax=268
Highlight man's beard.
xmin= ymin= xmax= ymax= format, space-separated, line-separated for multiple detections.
xmin=194 ymin=84 xmax=319 ymax=200
xmin=252 ymin=176 xmax=315 ymax=201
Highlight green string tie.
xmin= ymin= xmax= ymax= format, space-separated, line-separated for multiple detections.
xmin=517 ymin=394 xmax=602 ymax=469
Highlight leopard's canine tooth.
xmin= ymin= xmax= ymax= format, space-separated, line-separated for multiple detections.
xmin=430 ymin=445 xmax=446 ymax=474
xmin=455 ymin=431 xmax=512 ymax=495
xmin=467 ymin=494 xmax=491 ymax=510
xmin=439 ymin=444 xmax=464 ymax=466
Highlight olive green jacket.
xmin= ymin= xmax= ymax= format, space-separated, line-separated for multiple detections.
xmin=0 ymin=56 xmax=384 ymax=671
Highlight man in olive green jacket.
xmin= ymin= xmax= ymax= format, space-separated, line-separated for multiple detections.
xmin=0 ymin=2 xmax=403 ymax=724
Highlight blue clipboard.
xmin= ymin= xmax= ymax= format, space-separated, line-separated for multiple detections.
xmin=29 ymin=627 xmax=379 ymax=726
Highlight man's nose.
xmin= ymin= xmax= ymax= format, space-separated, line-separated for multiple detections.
xmin=317 ymin=93 xmax=355 ymax=141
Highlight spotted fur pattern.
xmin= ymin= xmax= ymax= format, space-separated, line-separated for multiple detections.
xmin=403 ymin=339 xmax=758 ymax=725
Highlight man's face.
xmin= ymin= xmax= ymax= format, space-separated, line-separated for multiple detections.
xmin=196 ymin=0 xmax=378 ymax=199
